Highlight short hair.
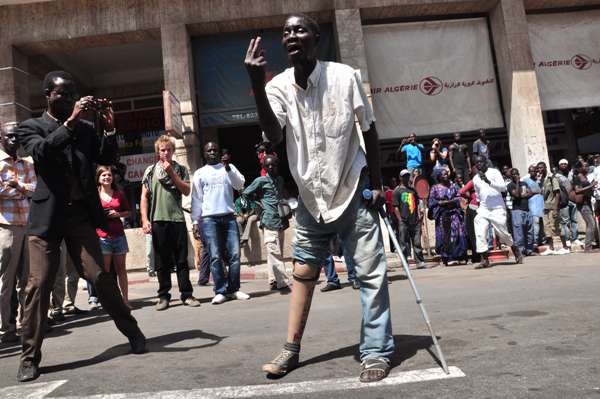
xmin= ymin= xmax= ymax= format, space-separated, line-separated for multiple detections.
xmin=286 ymin=13 xmax=321 ymax=37
xmin=154 ymin=135 xmax=176 ymax=153
xmin=96 ymin=165 xmax=117 ymax=190
xmin=42 ymin=71 xmax=75 ymax=94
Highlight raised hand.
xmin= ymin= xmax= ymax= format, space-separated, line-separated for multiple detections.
xmin=244 ymin=36 xmax=267 ymax=86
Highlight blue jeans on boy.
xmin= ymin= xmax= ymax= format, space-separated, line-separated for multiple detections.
xmin=511 ymin=209 xmax=534 ymax=254
xmin=293 ymin=177 xmax=394 ymax=361
xmin=201 ymin=214 xmax=241 ymax=295
xmin=323 ymin=255 xmax=357 ymax=287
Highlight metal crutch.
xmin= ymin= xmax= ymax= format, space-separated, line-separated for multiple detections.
xmin=367 ymin=190 xmax=450 ymax=374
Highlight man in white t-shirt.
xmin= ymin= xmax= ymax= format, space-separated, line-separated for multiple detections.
xmin=191 ymin=142 xmax=248 ymax=305
xmin=245 ymin=13 xmax=394 ymax=382
xmin=472 ymin=156 xmax=523 ymax=269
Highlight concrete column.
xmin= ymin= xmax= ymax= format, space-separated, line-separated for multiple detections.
xmin=160 ymin=23 xmax=202 ymax=172
xmin=490 ymin=0 xmax=549 ymax=173
xmin=0 ymin=44 xmax=30 ymax=125
xmin=334 ymin=9 xmax=369 ymax=82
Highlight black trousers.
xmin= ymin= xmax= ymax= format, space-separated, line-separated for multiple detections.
xmin=22 ymin=204 xmax=141 ymax=366
xmin=152 ymin=221 xmax=193 ymax=301
xmin=398 ymin=220 xmax=425 ymax=263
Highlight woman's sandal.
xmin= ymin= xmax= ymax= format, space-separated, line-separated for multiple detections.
xmin=359 ymin=358 xmax=390 ymax=383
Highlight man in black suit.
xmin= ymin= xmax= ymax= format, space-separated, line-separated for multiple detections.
xmin=15 ymin=71 xmax=146 ymax=382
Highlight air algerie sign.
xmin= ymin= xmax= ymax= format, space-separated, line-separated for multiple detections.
xmin=371 ymin=76 xmax=496 ymax=97
xmin=535 ymin=54 xmax=600 ymax=70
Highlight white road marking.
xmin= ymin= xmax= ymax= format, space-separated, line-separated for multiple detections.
xmin=0 ymin=379 xmax=67 ymax=399
xmin=55 ymin=366 xmax=465 ymax=398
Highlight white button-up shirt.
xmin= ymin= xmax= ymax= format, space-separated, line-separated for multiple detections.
xmin=265 ymin=61 xmax=375 ymax=223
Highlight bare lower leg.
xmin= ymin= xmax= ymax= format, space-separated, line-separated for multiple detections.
xmin=113 ymin=255 xmax=129 ymax=303
xmin=286 ymin=278 xmax=316 ymax=344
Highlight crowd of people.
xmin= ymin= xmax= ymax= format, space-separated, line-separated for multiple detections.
xmin=388 ymin=131 xmax=600 ymax=270
xmin=0 ymin=12 xmax=598 ymax=386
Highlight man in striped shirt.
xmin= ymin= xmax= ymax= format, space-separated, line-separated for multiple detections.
xmin=0 ymin=123 xmax=36 ymax=344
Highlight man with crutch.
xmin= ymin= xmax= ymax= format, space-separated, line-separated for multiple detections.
xmin=245 ymin=14 xmax=394 ymax=382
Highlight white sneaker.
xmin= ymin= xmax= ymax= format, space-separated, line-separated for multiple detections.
xmin=539 ymin=248 xmax=554 ymax=256
xmin=555 ymin=247 xmax=570 ymax=255
xmin=230 ymin=291 xmax=250 ymax=300
xmin=211 ymin=294 xmax=227 ymax=305
xmin=573 ymin=239 xmax=584 ymax=247
xmin=565 ymin=240 xmax=572 ymax=248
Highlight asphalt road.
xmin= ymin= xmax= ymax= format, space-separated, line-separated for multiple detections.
xmin=0 ymin=252 xmax=599 ymax=398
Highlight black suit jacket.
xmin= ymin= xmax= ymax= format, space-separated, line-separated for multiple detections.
xmin=16 ymin=112 xmax=117 ymax=238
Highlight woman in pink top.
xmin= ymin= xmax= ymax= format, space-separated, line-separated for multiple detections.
xmin=96 ymin=166 xmax=132 ymax=308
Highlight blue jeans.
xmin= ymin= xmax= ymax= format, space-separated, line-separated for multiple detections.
xmin=532 ymin=216 xmax=543 ymax=247
xmin=293 ymin=180 xmax=394 ymax=361
xmin=323 ymin=254 xmax=357 ymax=286
xmin=511 ymin=209 xmax=534 ymax=254
xmin=568 ymin=202 xmax=578 ymax=241
xmin=201 ymin=214 xmax=241 ymax=295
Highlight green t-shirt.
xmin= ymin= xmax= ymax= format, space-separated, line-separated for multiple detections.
xmin=142 ymin=162 xmax=189 ymax=222
xmin=542 ymin=175 xmax=560 ymax=210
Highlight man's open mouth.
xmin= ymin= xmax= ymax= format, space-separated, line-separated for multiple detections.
xmin=287 ymin=43 xmax=302 ymax=55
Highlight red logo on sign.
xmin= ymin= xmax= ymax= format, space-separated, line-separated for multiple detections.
xmin=419 ymin=76 xmax=443 ymax=96
xmin=571 ymin=54 xmax=591 ymax=70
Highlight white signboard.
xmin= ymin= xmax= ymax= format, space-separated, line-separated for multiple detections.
xmin=363 ymin=18 xmax=504 ymax=139
xmin=120 ymin=153 xmax=158 ymax=182
xmin=528 ymin=10 xmax=600 ymax=111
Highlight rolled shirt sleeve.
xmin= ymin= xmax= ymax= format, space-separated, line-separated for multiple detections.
xmin=351 ymin=69 xmax=376 ymax=132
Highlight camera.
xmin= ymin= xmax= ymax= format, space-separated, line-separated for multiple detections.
xmin=85 ymin=98 xmax=111 ymax=112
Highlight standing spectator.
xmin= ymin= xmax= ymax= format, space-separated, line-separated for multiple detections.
xmin=246 ymin=14 xmax=394 ymax=382
xmin=538 ymin=162 xmax=570 ymax=255
xmin=0 ymin=123 xmax=36 ymax=344
xmin=397 ymin=133 xmax=424 ymax=173
xmin=557 ymin=159 xmax=582 ymax=247
xmin=393 ymin=169 xmax=426 ymax=268
xmin=141 ymin=135 xmax=200 ymax=311
xmin=235 ymin=194 xmax=259 ymax=248
xmin=459 ymin=167 xmax=481 ymax=263
xmin=472 ymin=129 xmax=490 ymax=161
xmin=448 ymin=132 xmax=471 ymax=179
xmin=96 ymin=166 xmax=132 ymax=308
xmin=522 ymin=165 xmax=545 ymax=250
xmin=571 ymin=160 xmax=598 ymax=252
xmin=502 ymin=165 xmax=514 ymax=239
xmin=507 ymin=168 xmax=535 ymax=256
xmin=16 ymin=72 xmax=145 ymax=382
xmin=428 ymin=169 xmax=468 ymax=265
xmin=243 ymin=154 xmax=291 ymax=291
xmin=430 ymin=138 xmax=449 ymax=180
xmin=191 ymin=142 xmax=248 ymax=305
xmin=472 ymin=156 xmax=523 ymax=269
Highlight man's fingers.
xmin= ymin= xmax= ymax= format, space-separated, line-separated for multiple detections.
xmin=246 ymin=38 xmax=255 ymax=59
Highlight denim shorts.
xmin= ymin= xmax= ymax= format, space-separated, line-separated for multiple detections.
xmin=99 ymin=235 xmax=129 ymax=255
xmin=292 ymin=176 xmax=386 ymax=269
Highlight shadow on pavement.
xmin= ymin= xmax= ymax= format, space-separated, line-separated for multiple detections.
xmin=40 ymin=329 xmax=227 ymax=375
xmin=271 ymin=334 xmax=440 ymax=378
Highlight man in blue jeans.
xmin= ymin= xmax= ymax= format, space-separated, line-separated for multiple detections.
xmin=191 ymin=142 xmax=248 ymax=305
xmin=245 ymin=14 xmax=394 ymax=382
xmin=507 ymin=168 xmax=535 ymax=255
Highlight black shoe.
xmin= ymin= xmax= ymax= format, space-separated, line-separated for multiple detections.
xmin=129 ymin=333 xmax=147 ymax=354
xmin=270 ymin=281 xmax=278 ymax=291
xmin=17 ymin=363 xmax=39 ymax=382
xmin=320 ymin=283 xmax=342 ymax=292
xmin=351 ymin=280 xmax=360 ymax=290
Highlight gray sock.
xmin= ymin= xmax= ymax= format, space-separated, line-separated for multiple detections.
xmin=284 ymin=342 xmax=300 ymax=353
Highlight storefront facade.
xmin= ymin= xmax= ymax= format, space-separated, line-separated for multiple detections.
xmin=1 ymin=0 xmax=599 ymax=224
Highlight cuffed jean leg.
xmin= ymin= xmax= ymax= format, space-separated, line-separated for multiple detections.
xmin=323 ymin=256 xmax=341 ymax=286
xmin=224 ymin=215 xmax=241 ymax=294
